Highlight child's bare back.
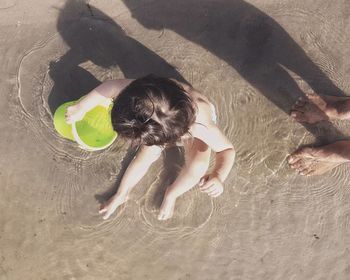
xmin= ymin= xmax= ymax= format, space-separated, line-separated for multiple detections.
xmin=65 ymin=75 xmax=235 ymax=220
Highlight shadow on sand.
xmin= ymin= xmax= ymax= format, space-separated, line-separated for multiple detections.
xmin=51 ymin=0 xmax=186 ymax=204
xmin=122 ymin=0 xmax=347 ymax=142
xmin=52 ymin=0 xmax=347 ymax=203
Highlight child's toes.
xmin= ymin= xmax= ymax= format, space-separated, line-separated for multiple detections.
xmin=158 ymin=211 xmax=166 ymax=220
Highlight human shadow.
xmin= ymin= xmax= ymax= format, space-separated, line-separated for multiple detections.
xmin=123 ymin=0 xmax=347 ymax=142
xmin=52 ymin=0 xmax=186 ymax=204
xmin=49 ymin=0 xmax=187 ymax=113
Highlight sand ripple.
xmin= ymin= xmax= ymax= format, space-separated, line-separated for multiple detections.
xmin=7 ymin=3 xmax=350 ymax=279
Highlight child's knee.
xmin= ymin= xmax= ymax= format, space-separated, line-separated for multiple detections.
xmin=148 ymin=150 xmax=162 ymax=163
xmin=140 ymin=145 xmax=163 ymax=163
xmin=190 ymin=161 xmax=209 ymax=179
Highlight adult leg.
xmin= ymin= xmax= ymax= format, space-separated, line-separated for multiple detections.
xmin=291 ymin=92 xmax=350 ymax=124
xmin=288 ymin=141 xmax=350 ymax=176
xmin=288 ymin=90 xmax=350 ymax=176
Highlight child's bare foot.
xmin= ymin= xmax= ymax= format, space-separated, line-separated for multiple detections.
xmin=99 ymin=193 xmax=128 ymax=220
xmin=290 ymin=92 xmax=350 ymax=124
xmin=158 ymin=195 xmax=176 ymax=221
xmin=288 ymin=141 xmax=350 ymax=176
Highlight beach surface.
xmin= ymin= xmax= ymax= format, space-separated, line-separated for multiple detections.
xmin=1 ymin=0 xmax=350 ymax=279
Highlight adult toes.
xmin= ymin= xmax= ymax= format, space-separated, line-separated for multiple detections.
xmin=295 ymin=99 xmax=307 ymax=107
xmin=290 ymin=110 xmax=301 ymax=118
xmin=304 ymin=169 xmax=316 ymax=176
xmin=290 ymin=159 xmax=303 ymax=169
xmin=299 ymin=167 xmax=314 ymax=176
xmin=292 ymin=103 xmax=306 ymax=112
xmin=290 ymin=110 xmax=308 ymax=122
xmin=288 ymin=154 xmax=301 ymax=164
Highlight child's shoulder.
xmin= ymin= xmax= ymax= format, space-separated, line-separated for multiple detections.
xmin=106 ymin=79 xmax=134 ymax=92
xmin=191 ymin=91 xmax=217 ymax=126
xmin=171 ymin=79 xmax=217 ymax=124
xmin=189 ymin=120 xmax=232 ymax=152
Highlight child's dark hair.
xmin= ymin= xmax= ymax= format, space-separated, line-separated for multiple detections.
xmin=111 ymin=75 xmax=197 ymax=146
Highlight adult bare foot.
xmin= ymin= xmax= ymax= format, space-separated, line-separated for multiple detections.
xmin=158 ymin=195 xmax=176 ymax=221
xmin=290 ymin=92 xmax=350 ymax=124
xmin=288 ymin=141 xmax=350 ymax=176
xmin=99 ymin=193 xmax=128 ymax=220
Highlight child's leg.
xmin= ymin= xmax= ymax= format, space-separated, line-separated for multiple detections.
xmin=100 ymin=145 xmax=163 ymax=219
xmin=158 ymin=139 xmax=211 ymax=220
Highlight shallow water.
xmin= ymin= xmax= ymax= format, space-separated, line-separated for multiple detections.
xmin=2 ymin=0 xmax=350 ymax=279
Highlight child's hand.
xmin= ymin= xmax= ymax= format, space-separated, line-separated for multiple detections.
xmin=65 ymin=104 xmax=85 ymax=124
xmin=199 ymin=174 xmax=224 ymax=197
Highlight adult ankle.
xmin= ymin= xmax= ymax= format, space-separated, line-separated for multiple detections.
xmin=333 ymin=100 xmax=350 ymax=120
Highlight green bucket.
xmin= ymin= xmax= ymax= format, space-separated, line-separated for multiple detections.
xmin=53 ymin=100 xmax=117 ymax=151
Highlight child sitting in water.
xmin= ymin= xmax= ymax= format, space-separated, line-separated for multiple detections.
xmin=65 ymin=75 xmax=235 ymax=220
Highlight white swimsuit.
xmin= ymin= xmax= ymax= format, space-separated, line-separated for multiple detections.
xmin=209 ymin=103 xmax=218 ymax=124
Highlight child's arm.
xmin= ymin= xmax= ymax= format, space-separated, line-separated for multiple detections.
xmin=157 ymin=125 xmax=234 ymax=220
xmin=192 ymin=124 xmax=235 ymax=196
xmin=99 ymin=145 xmax=162 ymax=219
xmin=65 ymin=79 xmax=133 ymax=124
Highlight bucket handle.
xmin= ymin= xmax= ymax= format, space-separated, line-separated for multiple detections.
xmin=71 ymin=121 xmax=96 ymax=151
xmin=70 ymin=98 xmax=115 ymax=151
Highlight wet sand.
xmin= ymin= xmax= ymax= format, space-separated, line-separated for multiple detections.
xmin=1 ymin=0 xmax=350 ymax=279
